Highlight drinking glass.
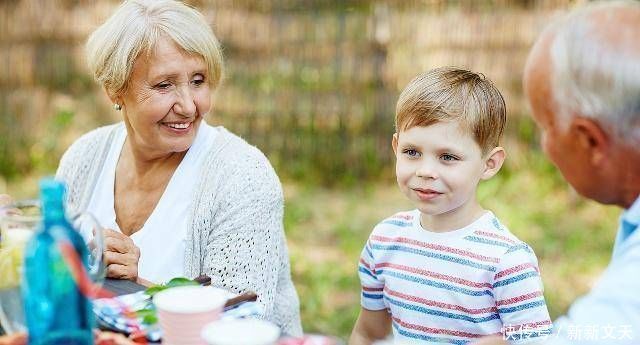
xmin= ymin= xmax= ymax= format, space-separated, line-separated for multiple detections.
xmin=0 ymin=200 xmax=104 ymax=335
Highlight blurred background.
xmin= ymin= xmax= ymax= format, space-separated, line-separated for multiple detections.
xmin=0 ymin=0 xmax=621 ymax=339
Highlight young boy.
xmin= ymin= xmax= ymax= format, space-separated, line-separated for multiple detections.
xmin=350 ymin=67 xmax=552 ymax=344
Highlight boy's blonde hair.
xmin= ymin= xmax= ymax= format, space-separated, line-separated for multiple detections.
xmin=395 ymin=67 xmax=506 ymax=154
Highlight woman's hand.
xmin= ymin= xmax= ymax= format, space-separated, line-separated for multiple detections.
xmin=0 ymin=330 xmax=28 ymax=345
xmin=103 ymin=229 xmax=140 ymax=281
xmin=0 ymin=333 xmax=27 ymax=345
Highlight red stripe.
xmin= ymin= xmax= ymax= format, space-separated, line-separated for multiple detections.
xmin=386 ymin=287 xmax=497 ymax=314
xmin=496 ymin=291 xmax=543 ymax=306
xmin=392 ymin=316 xmax=500 ymax=338
xmin=474 ymin=230 xmax=517 ymax=244
xmin=494 ymin=263 xmax=537 ymax=280
xmin=376 ymin=262 xmax=492 ymax=289
xmin=359 ymin=258 xmax=371 ymax=270
xmin=391 ymin=213 xmax=413 ymax=221
xmin=363 ymin=286 xmax=383 ymax=292
xmin=371 ymin=235 xmax=500 ymax=263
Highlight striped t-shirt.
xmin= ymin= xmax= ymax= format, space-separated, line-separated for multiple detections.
xmin=358 ymin=210 xmax=552 ymax=344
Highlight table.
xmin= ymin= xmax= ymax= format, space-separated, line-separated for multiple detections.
xmin=103 ymin=278 xmax=147 ymax=296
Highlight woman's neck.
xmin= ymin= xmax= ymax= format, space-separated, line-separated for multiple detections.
xmin=119 ymin=138 xmax=187 ymax=186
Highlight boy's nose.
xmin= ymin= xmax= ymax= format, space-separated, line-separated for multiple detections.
xmin=415 ymin=163 xmax=438 ymax=179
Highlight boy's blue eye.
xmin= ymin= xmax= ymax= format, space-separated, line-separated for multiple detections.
xmin=403 ymin=149 xmax=420 ymax=157
xmin=441 ymin=154 xmax=459 ymax=161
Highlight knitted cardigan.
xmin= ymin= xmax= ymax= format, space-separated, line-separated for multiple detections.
xmin=55 ymin=122 xmax=303 ymax=336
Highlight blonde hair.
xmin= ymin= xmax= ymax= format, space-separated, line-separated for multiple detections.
xmin=86 ymin=0 xmax=224 ymax=96
xmin=395 ymin=67 xmax=506 ymax=154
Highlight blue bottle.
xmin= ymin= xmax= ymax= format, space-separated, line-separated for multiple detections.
xmin=22 ymin=179 xmax=94 ymax=344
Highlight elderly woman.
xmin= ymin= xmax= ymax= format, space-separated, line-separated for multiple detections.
xmin=54 ymin=0 xmax=301 ymax=335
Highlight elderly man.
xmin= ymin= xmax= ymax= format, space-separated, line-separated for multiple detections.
xmin=475 ymin=1 xmax=640 ymax=344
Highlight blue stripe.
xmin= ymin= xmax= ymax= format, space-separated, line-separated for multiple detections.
xmin=493 ymin=271 xmax=538 ymax=288
xmin=358 ymin=266 xmax=376 ymax=279
xmin=364 ymin=245 xmax=374 ymax=260
xmin=387 ymin=296 xmax=500 ymax=323
xmin=464 ymin=236 xmax=512 ymax=249
xmin=505 ymin=243 xmax=533 ymax=254
xmin=378 ymin=270 xmax=494 ymax=297
xmin=371 ymin=244 xmax=496 ymax=272
xmin=491 ymin=218 xmax=507 ymax=232
xmin=362 ymin=292 xmax=384 ymax=299
xmin=381 ymin=219 xmax=413 ymax=227
xmin=392 ymin=320 xmax=471 ymax=344
xmin=498 ymin=300 xmax=547 ymax=314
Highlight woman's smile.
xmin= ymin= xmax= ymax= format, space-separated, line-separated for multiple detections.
xmin=160 ymin=119 xmax=196 ymax=135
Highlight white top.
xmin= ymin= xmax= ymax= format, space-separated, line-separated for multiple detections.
xmin=86 ymin=123 xmax=218 ymax=283
xmin=359 ymin=209 xmax=552 ymax=344
xmin=56 ymin=122 xmax=302 ymax=336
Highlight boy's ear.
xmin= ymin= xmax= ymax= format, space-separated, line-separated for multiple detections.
xmin=481 ymin=147 xmax=506 ymax=180
xmin=392 ymin=133 xmax=399 ymax=155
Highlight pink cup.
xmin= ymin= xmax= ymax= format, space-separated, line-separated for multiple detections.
xmin=153 ymin=286 xmax=228 ymax=345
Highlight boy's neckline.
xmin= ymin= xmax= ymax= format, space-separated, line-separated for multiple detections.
xmin=413 ymin=209 xmax=493 ymax=237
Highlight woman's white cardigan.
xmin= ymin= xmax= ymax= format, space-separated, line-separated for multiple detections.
xmin=55 ymin=123 xmax=303 ymax=336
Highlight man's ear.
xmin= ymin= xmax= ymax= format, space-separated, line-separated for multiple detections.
xmin=571 ymin=117 xmax=609 ymax=167
xmin=392 ymin=133 xmax=399 ymax=155
xmin=481 ymin=147 xmax=506 ymax=180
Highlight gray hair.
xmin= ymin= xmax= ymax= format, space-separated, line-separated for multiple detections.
xmin=86 ymin=0 xmax=224 ymax=96
xmin=550 ymin=0 xmax=640 ymax=143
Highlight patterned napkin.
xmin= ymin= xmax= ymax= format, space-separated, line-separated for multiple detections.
xmin=93 ymin=290 xmax=264 ymax=342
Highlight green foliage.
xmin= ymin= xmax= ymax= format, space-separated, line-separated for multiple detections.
xmin=31 ymin=110 xmax=75 ymax=173
xmin=144 ymin=277 xmax=199 ymax=297
xmin=135 ymin=308 xmax=158 ymax=325
xmin=0 ymin=108 xmax=74 ymax=181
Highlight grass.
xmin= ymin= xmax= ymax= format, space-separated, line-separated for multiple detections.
xmin=283 ymin=148 xmax=620 ymax=339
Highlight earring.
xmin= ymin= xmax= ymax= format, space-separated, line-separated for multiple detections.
xmin=113 ymin=103 xmax=122 ymax=111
